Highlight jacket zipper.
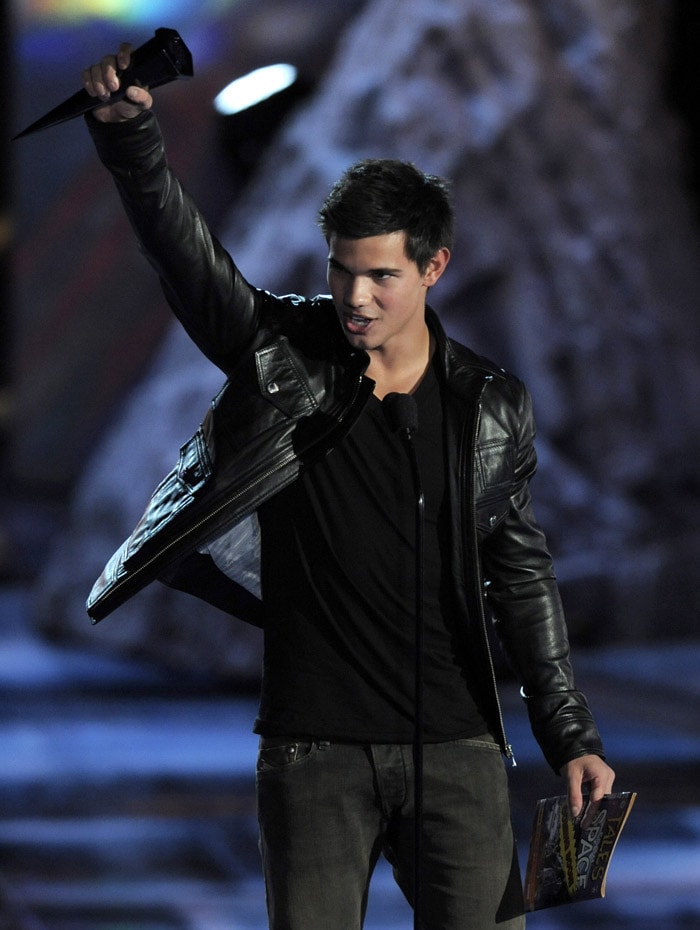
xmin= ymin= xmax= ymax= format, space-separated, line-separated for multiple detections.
xmin=466 ymin=380 xmax=516 ymax=767
xmin=94 ymin=369 xmax=369 ymax=617
xmin=92 ymin=448 xmax=298 ymax=617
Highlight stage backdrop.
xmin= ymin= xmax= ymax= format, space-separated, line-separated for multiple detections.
xmin=11 ymin=0 xmax=700 ymax=680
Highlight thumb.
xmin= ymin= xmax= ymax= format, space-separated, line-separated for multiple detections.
xmin=563 ymin=760 xmax=586 ymax=819
xmin=567 ymin=780 xmax=583 ymax=820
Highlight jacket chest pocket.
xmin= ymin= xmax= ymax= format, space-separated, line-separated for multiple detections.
xmin=255 ymin=339 xmax=319 ymax=418
xmin=475 ymin=437 xmax=514 ymax=533
xmin=178 ymin=428 xmax=213 ymax=492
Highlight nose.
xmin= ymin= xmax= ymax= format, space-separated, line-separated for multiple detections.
xmin=344 ymin=276 xmax=369 ymax=309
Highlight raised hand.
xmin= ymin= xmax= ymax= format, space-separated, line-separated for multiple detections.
xmin=83 ymin=42 xmax=153 ymax=122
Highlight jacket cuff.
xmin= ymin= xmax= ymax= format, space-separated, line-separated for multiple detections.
xmin=85 ymin=108 xmax=162 ymax=166
xmin=521 ymin=688 xmax=606 ymax=774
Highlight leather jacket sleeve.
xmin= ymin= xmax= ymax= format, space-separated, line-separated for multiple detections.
xmin=479 ymin=379 xmax=605 ymax=773
xmin=86 ymin=110 xmax=267 ymax=373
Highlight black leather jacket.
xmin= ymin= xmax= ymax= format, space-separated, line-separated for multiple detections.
xmin=85 ymin=111 xmax=605 ymax=773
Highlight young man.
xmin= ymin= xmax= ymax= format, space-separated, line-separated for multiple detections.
xmin=82 ymin=45 xmax=614 ymax=930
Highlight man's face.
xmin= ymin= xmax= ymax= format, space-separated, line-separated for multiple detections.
xmin=326 ymin=231 xmax=448 ymax=355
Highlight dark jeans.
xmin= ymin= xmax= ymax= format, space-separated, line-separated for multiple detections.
xmin=256 ymin=736 xmax=525 ymax=929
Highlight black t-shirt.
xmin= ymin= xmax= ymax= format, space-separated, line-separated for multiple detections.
xmin=255 ymin=361 xmax=488 ymax=742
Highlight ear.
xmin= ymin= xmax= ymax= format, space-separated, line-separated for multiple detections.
xmin=422 ymin=247 xmax=450 ymax=287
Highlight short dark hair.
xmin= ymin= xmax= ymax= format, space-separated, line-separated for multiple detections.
xmin=318 ymin=159 xmax=454 ymax=273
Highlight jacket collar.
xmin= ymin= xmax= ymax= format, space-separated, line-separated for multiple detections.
xmin=426 ymin=306 xmax=506 ymax=384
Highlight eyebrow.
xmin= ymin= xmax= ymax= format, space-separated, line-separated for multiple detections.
xmin=327 ymin=256 xmax=402 ymax=275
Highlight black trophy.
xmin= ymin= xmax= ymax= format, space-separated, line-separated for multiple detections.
xmin=13 ymin=27 xmax=193 ymax=140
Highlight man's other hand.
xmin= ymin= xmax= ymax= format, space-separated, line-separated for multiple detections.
xmin=561 ymin=753 xmax=616 ymax=826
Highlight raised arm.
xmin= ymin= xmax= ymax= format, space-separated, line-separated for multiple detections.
xmin=82 ymin=43 xmax=266 ymax=372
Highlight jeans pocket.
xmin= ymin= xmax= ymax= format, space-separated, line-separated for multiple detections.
xmin=454 ymin=734 xmax=501 ymax=753
xmin=257 ymin=739 xmax=315 ymax=772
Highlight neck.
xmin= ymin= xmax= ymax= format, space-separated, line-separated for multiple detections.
xmin=366 ymin=327 xmax=434 ymax=400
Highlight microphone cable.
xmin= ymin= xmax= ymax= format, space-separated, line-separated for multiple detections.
xmin=383 ymin=391 xmax=424 ymax=930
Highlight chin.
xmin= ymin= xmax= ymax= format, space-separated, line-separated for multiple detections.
xmin=342 ymin=330 xmax=368 ymax=346
xmin=348 ymin=335 xmax=379 ymax=352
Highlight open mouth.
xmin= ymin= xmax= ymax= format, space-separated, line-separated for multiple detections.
xmin=343 ymin=313 xmax=374 ymax=333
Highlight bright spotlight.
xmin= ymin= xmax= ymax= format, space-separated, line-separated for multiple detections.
xmin=214 ymin=64 xmax=299 ymax=116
